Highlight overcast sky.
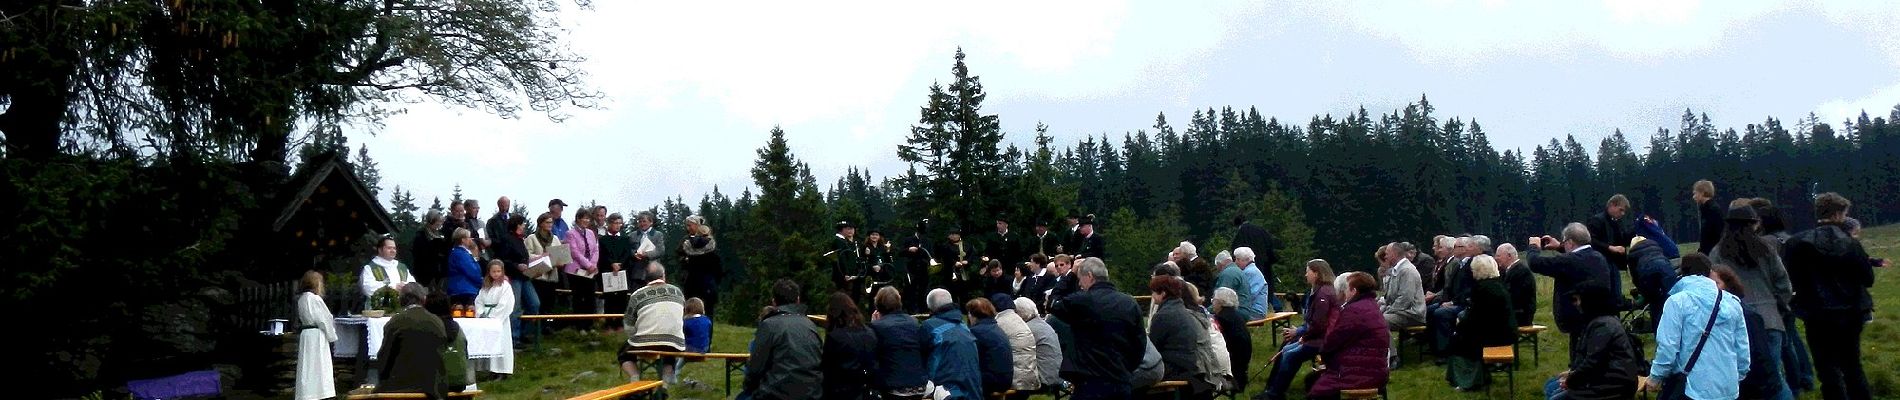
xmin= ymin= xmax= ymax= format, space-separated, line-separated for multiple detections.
xmin=350 ymin=0 xmax=1900 ymax=216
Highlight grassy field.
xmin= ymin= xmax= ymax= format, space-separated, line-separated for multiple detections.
xmin=482 ymin=225 xmax=1900 ymax=399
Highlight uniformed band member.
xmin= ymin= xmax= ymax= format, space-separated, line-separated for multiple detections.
xmin=937 ymin=226 xmax=980 ymax=300
xmin=1069 ymin=214 xmax=1106 ymax=260
xmin=830 ymin=221 xmax=860 ymax=295
xmin=1032 ymin=220 xmax=1059 ymax=258
xmin=1058 ymin=213 xmax=1081 ymax=254
xmin=983 ymin=216 xmax=1023 ymax=272
xmin=862 ymin=229 xmax=896 ymax=300
xmin=901 ymin=220 xmax=935 ymax=313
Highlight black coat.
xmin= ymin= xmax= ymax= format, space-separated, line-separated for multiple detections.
xmin=970 ymin=318 xmax=1014 ymax=394
xmin=1071 ymin=233 xmax=1106 ymax=260
xmin=832 ymin=235 xmax=862 ymax=290
xmin=492 ymin=234 xmax=530 ymax=281
xmin=1017 ymin=272 xmax=1055 ymax=307
xmin=1032 ymin=231 xmax=1061 ymax=258
xmin=599 ymin=233 xmax=635 ymax=275
xmin=1214 ymin=307 xmax=1253 ymax=391
xmin=1785 ymin=223 xmax=1875 ymax=314
xmin=1450 ymin=279 xmax=1517 ymax=355
xmin=1697 ymin=200 xmax=1726 ymax=255
xmin=376 ymin=307 xmax=446 ymax=399
xmin=1231 ymin=222 xmax=1280 ymax=268
xmin=1050 ymin=281 xmax=1144 ymax=384
xmin=983 ymin=230 xmax=1024 ymax=269
xmin=1504 ymin=262 xmax=1537 ymax=326
xmin=1563 ymin=315 xmax=1641 ymax=400
xmin=821 ymin=325 xmax=880 ymax=400
xmin=1147 ymin=299 xmax=1206 ymax=387
xmin=1527 ymin=249 xmax=1615 ymax=334
xmin=410 ymin=230 xmax=449 ymax=284
xmin=1436 ymin=257 xmax=1476 ymax=305
xmin=1586 ymin=212 xmax=1633 ymax=270
xmin=868 ymin=313 xmax=929 ymax=391
xmin=900 ymin=236 xmax=933 ymax=284
xmin=936 ymin=240 xmax=979 ymax=285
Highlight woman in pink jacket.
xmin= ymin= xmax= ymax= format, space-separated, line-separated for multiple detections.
xmin=563 ymin=209 xmax=600 ymax=317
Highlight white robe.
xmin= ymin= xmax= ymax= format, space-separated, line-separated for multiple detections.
xmin=474 ymin=282 xmax=516 ymax=374
xmin=294 ymin=292 xmax=338 ymax=400
xmin=359 ymin=257 xmax=415 ymax=304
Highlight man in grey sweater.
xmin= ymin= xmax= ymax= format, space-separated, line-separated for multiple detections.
xmin=1380 ymin=242 xmax=1426 ymax=329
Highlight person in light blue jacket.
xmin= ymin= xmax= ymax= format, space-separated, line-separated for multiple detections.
xmin=1648 ymin=253 xmax=1750 ymax=399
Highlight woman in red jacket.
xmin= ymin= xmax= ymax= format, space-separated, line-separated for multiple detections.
xmin=1308 ymin=271 xmax=1390 ymax=399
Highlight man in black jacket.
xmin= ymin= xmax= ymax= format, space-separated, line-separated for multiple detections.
xmin=937 ymin=227 xmax=979 ymax=301
xmin=1784 ymin=193 xmax=1875 ymax=400
xmin=831 ymin=221 xmax=861 ymax=296
xmin=1497 ymin=243 xmax=1537 ymax=328
xmin=901 ymin=221 xmax=934 ymax=313
xmin=1230 ymin=215 xmax=1280 ymax=272
xmin=742 ymin=279 xmax=823 ymax=400
xmin=1692 ymin=180 xmax=1725 ymax=255
xmin=1032 ymin=220 xmax=1060 ymax=258
xmin=1050 ymin=257 xmax=1144 ymax=399
xmin=1070 ymin=215 xmax=1106 ymax=260
xmin=1527 ymin=223 xmax=1617 ymax=335
xmin=983 ymin=217 xmax=1023 ymax=271
xmin=1586 ymin=194 xmax=1634 ymax=307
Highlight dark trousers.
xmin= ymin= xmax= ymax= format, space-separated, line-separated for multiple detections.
xmin=1782 ymin=313 xmax=1814 ymax=392
xmin=566 ymin=273 xmax=598 ymax=318
xmin=906 ymin=270 xmax=931 ymax=313
xmin=1427 ymin=303 xmax=1466 ymax=355
xmin=1070 ymin=379 xmax=1131 ymax=400
xmin=1805 ymin=311 xmax=1870 ymax=400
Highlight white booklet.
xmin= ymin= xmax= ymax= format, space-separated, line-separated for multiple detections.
xmin=526 ymin=256 xmax=555 ymax=278
xmin=602 ymin=270 xmax=630 ymax=292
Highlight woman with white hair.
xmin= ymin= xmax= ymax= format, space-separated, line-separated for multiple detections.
xmin=1445 ymin=254 xmax=1518 ymax=391
xmin=1211 ymin=287 xmax=1253 ymax=393
xmin=1013 ymin=297 xmax=1064 ymax=390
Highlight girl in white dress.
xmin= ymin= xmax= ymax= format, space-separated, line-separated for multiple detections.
xmin=294 ymin=271 xmax=338 ymax=400
xmin=475 ymin=261 xmax=516 ymax=375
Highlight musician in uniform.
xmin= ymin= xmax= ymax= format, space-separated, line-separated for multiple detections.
xmin=1072 ymin=214 xmax=1106 ymax=260
xmin=983 ymin=216 xmax=1024 ymax=272
xmin=1032 ymin=220 xmax=1059 ymax=258
xmin=863 ymin=229 xmax=896 ymax=305
xmin=937 ymin=226 xmax=981 ymax=301
xmin=902 ymin=220 xmax=935 ymax=313
xmin=831 ymin=221 xmax=861 ymax=295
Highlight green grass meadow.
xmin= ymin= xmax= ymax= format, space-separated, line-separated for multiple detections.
xmin=483 ymin=225 xmax=1900 ymax=399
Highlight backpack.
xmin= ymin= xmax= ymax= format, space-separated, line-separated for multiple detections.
xmin=439 ymin=329 xmax=470 ymax=390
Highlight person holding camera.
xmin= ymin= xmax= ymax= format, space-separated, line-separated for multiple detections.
xmin=1525 ymin=223 xmax=1618 ymax=336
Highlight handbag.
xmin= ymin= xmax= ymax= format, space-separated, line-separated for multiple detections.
xmin=1659 ymin=290 xmax=1723 ymax=400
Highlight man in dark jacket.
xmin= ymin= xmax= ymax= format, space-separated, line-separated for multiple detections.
xmin=983 ymin=217 xmax=1024 ymax=271
xmin=376 ymin=284 xmax=446 ymax=399
xmin=1428 ymin=236 xmax=1478 ymax=356
xmin=1068 ymin=215 xmax=1107 ymax=260
xmin=1050 ymin=257 xmax=1143 ymax=399
xmin=1032 ymin=221 xmax=1060 ymax=258
xmin=922 ymin=288 xmax=982 ymax=399
xmin=901 ymin=221 xmax=934 ymax=313
xmin=937 ymin=228 xmax=980 ymax=300
xmin=868 ymin=287 xmax=929 ymax=398
xmin=1783 ymin=193 xmax=1874 ymax=400
xmin=831 ymin=221 xmax=861 ymax=297
xmin=485 ymin=197 xmax=512 ymax=251
xmin=1585 ymin=194 xmax=1635 ymax=307
xmin=1528 ymin=223 xmax=1617 ymax=335
xmin=1498 ymin=243 xmax=1538 ymax=328
xmin=1230 ymin=215 xmax=1280 ymax=274
xmin=1693 ymin=180 xmax=1724 ymax=255
xmin=1544 ymin=281 xmax=1640 ymax=400
xmin=742 ymin=280 xmax=823 ymax=400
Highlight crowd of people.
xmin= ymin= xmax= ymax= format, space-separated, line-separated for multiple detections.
xmin=289 ymin=181 xmax=1883 ymax=400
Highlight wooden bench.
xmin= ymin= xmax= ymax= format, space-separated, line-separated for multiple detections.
xmin=520 ymin=313 xmax=622 ymax=349
xmin=627 ymin=350 xmax=751 ymax=397
xmin=987 ymin=389 xmax=1018 ymax=399
xmin=566 ymin=380 xmax=664 ymax=400
xmin=1395 ymin=325 xmax=1427 ymax=364
xmin=1515 ymin=325 xmax=1549 ymax=366
xmin=347 ymin=390 xmax=482 ymax=399
xmin=1482 ymin=345 xmax=1516 ymax=395
xmin=1247 ymin=312 xmax=1300 ymax=347
xmin=1144 ymin=380 xmax=1190 ymax=399
xmin=1339 ymin=387 xmax=1384 ymax=399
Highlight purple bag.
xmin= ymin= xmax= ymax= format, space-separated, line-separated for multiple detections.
xmin=126 ymin=370 xmax=220 ymax=400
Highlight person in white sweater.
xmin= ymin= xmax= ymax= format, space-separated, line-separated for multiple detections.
xmin=618 ymin=262 xmax=686 ymax=383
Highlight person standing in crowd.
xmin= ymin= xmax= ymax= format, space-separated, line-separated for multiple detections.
xmin=485 ymin=197 xmax=512 ymax=251
xmin=1710 ymin=205 xmax=1795 ymax=395
xmin=1586 ymin=194 xmax=1635 ymax=307
xmin=463 ymin=199 xmax=487 ymax=255
xmin=374 ymin=284 xmax=444 ymax=398
xmin=966 ymin=297 xmax=1014 ymax=396
xmin=1230 ymin=215 xmax=1281 ymax=302
xmin=1496 ymin=243 xmax=1538 ymax=329
xmin=985 ymin=217 xmax=1024 ymax=273
xmin=869 ymin=287 xmax=930 ymax=399
xmin=412 ymin=211 xmax=449 ymax=288
xmin=1307 ymin=272 xmax=1390 ymax=400
xmin=1446 ymin=255 xmax=1516 ymax=391
xmin=631 ymin=212 xmax=665 ymax=281
xmin=1693 ymin=180 xmax=1725 ymax=255
xmin=1014 ymin=297 xmax=1065 ymax=393
xmin=490 ymin=215 xmax=530 ymax=339
xmin=1648 ymin=253 xmax=1749 ymax=399
xmin=743 ymin=279 xmax=823 ymax=400
xmin=901 ymin=221 xmax=934 ymax=313
xmin=820 ymin=292 xmax=877 ymax=400
xmin=864 ymin=230 xmax=895 ymax=295
xmin=1527 ymin=223 xmax=1617 ymax=335
xmin=522 ymin=213 xmax=563 ymax=335
xmin=1233 ymin=247 xmax=1271 ymax=319
xmin=1259 ymin=259 xmax=1338 ymax=400
xmin=1709 ymin=266 xmax=1794 ymax=400
xmin=1543 ymin=281 xmax=1641 ymax=400
xmin=831 ymin=221 xmax=861 ymax=296
xmin=475 ymin=261 xmax=515 ymax=376
xmin=1071 ymin=215 xmax=1106 ymax=260
xmin=563 ymin=210 xmax=600 ymax=317
xmin=1059 ymin=213 xmax=1081 ymax=254
xmin=598 ymin=213 xmax=634 ymax=318
xmin=1380 ymin=242 xmax=1426 ymax=367
xmin=618 ymin=262 xmax=686 ymax=383
xmin=680 ymin=216 xmax=721 ymax=327
xmin=1033 ymin=220 xmax=1059 ymax=258
xmin=1051 ymin=258 xmax=1144 ymax=399
xmin=592 ymin=206 xmax=609 ymax=236
xmin=294 ymin=271 xmax=337 ymax=400
xmin=362 ymin=236 xmax=418 ymax=305
xmin=1211 ymin=287 xmax=1253 ymax=394
xmin=446 ymin=228 xmax=482 ymax=310
xmin=547 ymin=199 xmax=570 ymax=238
xmin=923 ymin=288 xmax=982 ymax=400
xmin=1148 ymin=277 xmax=1212 ymax=400
xmin=938 ymin=227 xmax=978 ymax=300
xmin=1749 ymin=198 xmax=1815 ymax=394
xmin=1629 ymin=230 xmax=1683 ymax=330
xmin=443 ymin=201 xmax=467 ymax=233
xmin=1784 ymin=193 xmax=1874 ymax=400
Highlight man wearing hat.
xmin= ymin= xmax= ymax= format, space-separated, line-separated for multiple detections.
xmin=1071 ymin=214 xmax=1106 ymax=260
xmin=902 ymin=220 xmax=935 ymax=313
xmin=1033 ymin=220 xmax=1059 ymax=258
xmin=938 ymin=226 xmax=979 ymax=300
xmin=832 ymin=221 xmax=861 ymax=295
xmin=1058 ymin=213 xmax=1081 ymax=254
xmin=984 ymin=216 xmax=1024 ymax=271
xmin=547 ymin=199 xmax=571 ymax=238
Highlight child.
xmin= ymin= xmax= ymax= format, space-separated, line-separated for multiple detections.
xmin=675 ymin=298 xmax=714 ymax=388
